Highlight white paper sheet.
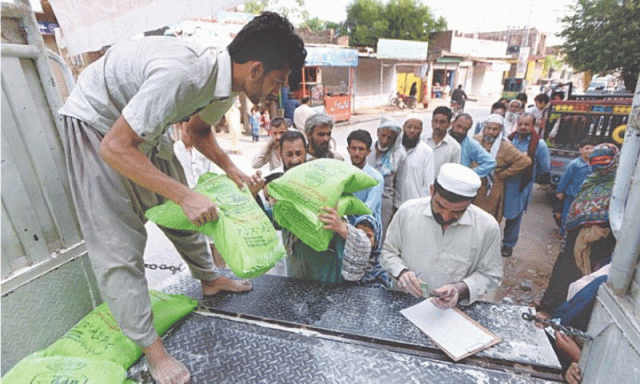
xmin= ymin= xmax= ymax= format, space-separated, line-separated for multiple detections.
xmin=400 ymin=299 xmax=494 ymax=360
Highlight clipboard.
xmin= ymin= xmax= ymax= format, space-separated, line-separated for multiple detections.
xmin=400 ymin=299 xmax=501 ymax=361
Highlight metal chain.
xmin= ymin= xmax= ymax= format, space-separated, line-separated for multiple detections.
xmin=521 ymin=312 xmax=593 ymax=340
xmin=144 ymin=263 xmax=183 ymax=275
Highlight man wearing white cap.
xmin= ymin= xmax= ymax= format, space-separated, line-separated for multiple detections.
xmin=381 ymin=163 xmax=503 ymax=308
xmin=394 ymin=114 xmax=435 ymax=210
xmin=367 ymin=116 xmax=406 ymax=237
xmin=304 ymin=112 xmax=344 ymax=161
xmin=473 ymin=114 xmax=531 ymax=223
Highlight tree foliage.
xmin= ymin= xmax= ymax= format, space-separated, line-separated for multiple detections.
xmin=343 ymin=0 xmax=447 ymax=47
xmin=560 ymin=0 xmax=640 ymax=91
xmin=243 ymin=0 xmax=309 ymax=21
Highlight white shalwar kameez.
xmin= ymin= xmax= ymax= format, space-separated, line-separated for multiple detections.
xmin=394 ymin=140 xmax=435 ymax=208
xmin=381 ymin=197 xmax=503 ymax=304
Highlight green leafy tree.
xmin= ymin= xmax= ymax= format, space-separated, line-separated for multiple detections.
xmin=300 ymin=17 xmax=327 ymax=32
xmin=344 ymin=0 xmax=387 ymax=47
xmin=344 ymin=0 xmax=447 ymax=47
xmin=560 ymin=0 xmax=640 ymax=91
xmin=243 ymin=0 xmax=309 ymax=21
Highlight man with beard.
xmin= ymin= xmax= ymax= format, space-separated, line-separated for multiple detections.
xmin=256 ymin=130 xmax=371 ymax=284
xmin=347 ymin=129 xmax=384 ymax=225
xmin=304 ymin=113 xmax=344 ymax=160
xmin=394 ymin=114 xmax=435 ymax=211
xmin=367 ymin=116 xmax=406 ymax=237
xmin=504 ymin=99 xmax=522 ymax=136
xmin=422 ymin=106 xmax=461 ymax=177
xmin=58 ymin=12 xmax=306 ymax=384
xmin=502 ymin=113 xmax=550 ymax=257
xmin=448 ymin=113 xmax=495 ymax=178
xmin=473 ymin=114 xmax=531 ymax=223
xmin=381 ymin=163 xmax=502 ymax=308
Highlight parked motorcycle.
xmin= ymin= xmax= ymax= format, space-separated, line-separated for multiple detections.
xmin=450 ymin=100 xmax=464 ymax=115
xmin=390 ymin=93 xmax=417 ymax=109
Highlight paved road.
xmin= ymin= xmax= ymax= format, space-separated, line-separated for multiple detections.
xmin=144 ymin=97 xmax=560 ymax=306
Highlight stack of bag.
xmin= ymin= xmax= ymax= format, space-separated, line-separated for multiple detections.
xmin=3 ymin=291 xmax=197 ymax=383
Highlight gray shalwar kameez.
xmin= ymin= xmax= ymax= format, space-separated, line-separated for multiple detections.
xmin=59 ymin=37 xmax=236 ymax=348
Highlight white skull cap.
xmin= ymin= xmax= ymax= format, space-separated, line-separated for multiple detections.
xmin=436 ymin=163 xmax=481 ymax=197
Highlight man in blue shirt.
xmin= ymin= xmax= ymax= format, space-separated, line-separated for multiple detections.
xmin=347 ymin=129 xmax=384 ymax=225
xmin=283 ymin=91 xmax=300 ymax=124
xmin=555 ymin=139 xmax=594 ymax=234
xmin=449 ymin=113 xmax=496 ymax=178
xmin=503 ymin=113 xmax=551 ymax=257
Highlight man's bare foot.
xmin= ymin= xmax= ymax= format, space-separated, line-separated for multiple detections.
xmin=143 ymin=338 xmax=190 ymax=384
xmin=201 ymin=275 xmax=252 ymax=296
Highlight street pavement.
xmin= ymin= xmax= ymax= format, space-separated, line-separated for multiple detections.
xmin=144 ymin=95 xmax=560 ymax=306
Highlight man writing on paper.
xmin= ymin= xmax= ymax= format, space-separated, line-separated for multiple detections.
xmin=380 ymin=163 xmax=503 ymax=308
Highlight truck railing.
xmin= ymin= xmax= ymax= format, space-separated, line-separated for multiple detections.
xmin=544 ymin=99 xmax=632 ymax=150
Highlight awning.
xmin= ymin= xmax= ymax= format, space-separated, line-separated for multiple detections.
xmin=436 ymin=56 xmax=463 ymax=64
xmin=49 ymin=0 xmax=246 ymax=55
xmin=305 ymin=46 xmax=358 ymax=67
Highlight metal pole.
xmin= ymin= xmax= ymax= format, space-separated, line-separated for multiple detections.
xmin=609 ymin=74 xmax=640 ymax=296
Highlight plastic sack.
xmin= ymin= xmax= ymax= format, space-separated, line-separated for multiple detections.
xmin=41 ymin=290 xmax=197 ymax=369
xmin=268 ymin=159 xmax=376 ymax=251
xmin=2 ymin=354 xmax=127 ymax=384
xmin=145 ymin=173 xmax=285 ymax=278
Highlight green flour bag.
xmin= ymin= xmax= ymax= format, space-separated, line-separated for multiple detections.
xmin=145 ymin=173 xmax=285 ymax=278
xmin=41 ymin=291 xmax=197 ymax=369
xmin=2 ymin=354 xmax=128 ymax=384
xmin=267 ymin=159 xmax=377 ymax=251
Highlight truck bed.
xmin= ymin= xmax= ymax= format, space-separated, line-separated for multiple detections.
xmin=128 ymin=274 xmax=563 ymax=383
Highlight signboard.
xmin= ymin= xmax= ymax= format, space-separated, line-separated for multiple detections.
xmin=377 ymin=38 xmax=428 ymax=60
xmin=450 ymin=37 xmax=508 ymax=58
xmin=516 ymin=47 xmax=530 ymax=78
xmin=324 ymin=95 xmax=350 ymax=122
xmin=305 ymin=47 xmax=358 ymax=67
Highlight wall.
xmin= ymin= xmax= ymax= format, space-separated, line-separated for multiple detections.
xmin=1 ymin=0 xmax=98 ymax=373
xmin=353 ymin=57 xmax=395 ymax=110
xmin=428 ymin=31 xmax=453 ymax=54
xmin=469 ymin=61 xmax=510 ymax=97
xmin=450 ymin=36 xmax=508 ymax=58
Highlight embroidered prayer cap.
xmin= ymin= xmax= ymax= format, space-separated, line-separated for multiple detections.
xmin=437 ymin=163 xmax=481 ymax=197
xmin=485 ymin=114 xmax=505 ymax=127
xmin=304 ymin=112 xmax=334 ymax=134
xmin=378 ymin=116 xmax=402 ymax=132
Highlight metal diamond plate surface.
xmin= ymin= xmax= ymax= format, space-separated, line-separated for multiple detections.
xmin=166 ymin=274 xmax=560 ymax=372
xmin=128 ymin=314 xmax=556 ymax=384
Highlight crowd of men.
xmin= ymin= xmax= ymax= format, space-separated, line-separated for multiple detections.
xmin=57 ymin=9 xmax=600 ymax=382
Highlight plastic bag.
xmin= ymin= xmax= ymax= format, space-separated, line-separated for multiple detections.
xmin=145 ymin=173 xmax=285 ymax=278
xmin=2 ymin=354 xmax=127 ymax=384
xmin=41 ymin=291 xmax=197 ymax=369
xmin=268 ymin=159 xmax=376 ymax=251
